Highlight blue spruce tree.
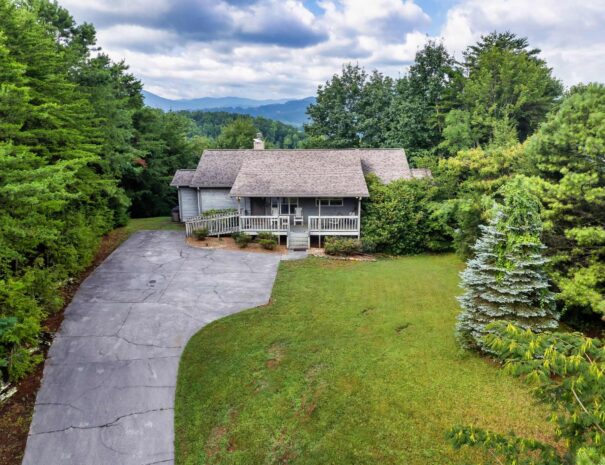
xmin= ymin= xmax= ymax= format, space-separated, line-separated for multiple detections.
xmin=456 ymin=177 xmax=559 ymax=350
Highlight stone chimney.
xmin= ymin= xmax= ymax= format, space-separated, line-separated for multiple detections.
xmin=253 ymin=132 xmax=265 ymax=150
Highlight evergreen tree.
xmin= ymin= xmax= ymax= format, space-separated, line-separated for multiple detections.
xmin=456 ymin=177 xmax=559 ymax=350
xmin=526 ymin=83 xmax=605 ymax=318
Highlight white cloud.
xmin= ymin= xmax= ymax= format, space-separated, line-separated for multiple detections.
xmin=439 ymin=0 xmax=605 ymax=85
xmin=58 ymin=0 xmax=605 ymax=99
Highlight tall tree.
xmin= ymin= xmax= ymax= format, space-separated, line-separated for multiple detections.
xmin=216 ymin=117 xmax=258 ymax=149
xmin=305 ymin=64 xmax=393 ymax=148
xmin=454 ymin=32 xmax=562 ymax=144
xmin=526 ymin=83 xmax=605 ymax=318
xmin=387 ymin=40 xmax=459 ymax=161
xmin=456 ymin=177 xmax=559 ymax=350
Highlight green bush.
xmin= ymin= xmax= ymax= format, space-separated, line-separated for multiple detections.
xmin=324 ymin=237 xmax=362 ymax=256
xmin=202 ymin=208 xmax=238 ymax=217
xmin=233 ymin=233 xmax=252 ymax=248
xmin=258 ymin=237 xmax=277 ymax=250
xmin=193 ymin=228 xmax=209 ymax=240
xmin=256 ymin=231 xmax=276 ymax=241
xmin=361 ymin=174 xmax=449 ymax=255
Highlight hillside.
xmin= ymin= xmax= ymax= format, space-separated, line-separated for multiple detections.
xmin=143 ymin=90 xmax=314 ymax=126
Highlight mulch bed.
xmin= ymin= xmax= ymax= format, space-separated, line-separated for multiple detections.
xmin=0 ymin=227 xmax=131 ymax=465
xmin=186 ymin=236 xmax=288 ymax=254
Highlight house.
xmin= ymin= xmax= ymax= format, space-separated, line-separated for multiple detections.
xmin=171 ymin=136 xmax=430 ymax=249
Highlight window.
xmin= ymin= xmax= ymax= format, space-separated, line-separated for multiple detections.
xmin=315 ymin=198 xmax=343 ymax=207
xmin=280 ymin=197 xmax=298 ymax=214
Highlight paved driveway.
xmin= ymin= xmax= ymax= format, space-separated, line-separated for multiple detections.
xmin=22 ymin=231 xmax=281 ymax=465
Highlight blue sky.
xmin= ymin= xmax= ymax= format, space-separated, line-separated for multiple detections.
xmin=58 ymin=0 xmax=605 ymax=100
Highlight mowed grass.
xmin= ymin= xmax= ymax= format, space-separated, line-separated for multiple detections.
xmin=175 ymin=255 xmax=552 ymax=465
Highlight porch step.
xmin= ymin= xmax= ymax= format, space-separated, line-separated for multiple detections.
xmin=288 ymin=231 xmax=309 ymax=251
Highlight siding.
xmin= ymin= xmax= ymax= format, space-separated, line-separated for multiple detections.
xmin=298 ymin=197 xmax=358 ymax=220
xmin=200 ymin=188 xmax=238 ymax=212
xmin=179 ymin=188 xmax=199 ymax=220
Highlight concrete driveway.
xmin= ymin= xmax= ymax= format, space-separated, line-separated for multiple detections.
xmin=22 ymin=231 xmax=281 ymax=465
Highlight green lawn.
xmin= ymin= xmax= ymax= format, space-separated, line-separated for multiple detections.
xmin=175 ymin=255 xmax=553 ymax=465
xmin=123 ymin=216 xmax=184 ymax=233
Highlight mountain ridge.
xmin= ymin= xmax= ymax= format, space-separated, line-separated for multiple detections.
xmin=142 ymin=90 xmax=314 ymax=126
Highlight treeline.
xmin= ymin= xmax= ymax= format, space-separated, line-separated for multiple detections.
xmin=305 ymin=33 xmax=562 ymax=164
xmin=184 ymin=111 xmax=305 ymax=148
xmin=0 ymin=0 xmax=203 ymax=380
xmin=314 ymin=34 xmax=603 ymax=327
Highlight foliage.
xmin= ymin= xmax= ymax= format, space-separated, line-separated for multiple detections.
xmin=258 ymin=239 xmax=277 ymax=250
xmin=323 ymin=237 xmax=362 ymax=256
xmin=433 ymin=142 xmax=527 ymax=257
xmin=232 ymin=232 xmax=252 ymax=248
xmin=122 ymin=108 xmax=200 ymax=218
xmin=193 ymin=228 xmax=209 ymax=240
xmin=257 ymin=232 xmax=278 ymax=250
xmin=450 ymin=321 xmax=605 ymax=464
xmin=455 ymin=31 xmax=563 ymax=145
xmin=304 ymin=64 xmax=393 ymax=148
xmin=257 ymin=231 xmax=277 ymax=241
xmin=216 ymin=117 xmax=258 ymax=149
xmin=202 ymin=208 xmax=238 ymax=217
xmin=176 ymin=255 xmax=552 ymax=464
xmin=386 ymin=40 xmax=460 ymax=162
xmin=456 ymin=178 xmax=559 ymax=350
xmin=361 ymin=174 xmax=450 ymax=254
xmin=183 ymin=111 xmax=305 ymax=148
xmin=525 ymin=83 xmax=605 ymax=317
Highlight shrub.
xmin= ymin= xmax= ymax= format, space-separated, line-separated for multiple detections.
xmin=449 ymin=322 xmax=605 ymax=464
xmin=193 ymin=228 xmax=209 ymax=240
xmin=202 ymin=208 xmax=237 ymax=217
xmin=233 ymin=233 xmax=252 ymax=248
xmin=361 ymin=174 xmax=449 ymax=255
xmin=256 ymin=231 xmax=276 ymax=241
xmin=324 ymin=237 xmax=362 ymax=256
xmin=258 ymin=239 xmax=277 ymax=250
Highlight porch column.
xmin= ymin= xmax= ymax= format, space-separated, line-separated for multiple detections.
xmin=357 ymin=197 xmax=361 ymax=239
xmin=318 ymin=198 xmax=322 ymax=247
xmin=237 ymin=197 xmax=242 ymax=231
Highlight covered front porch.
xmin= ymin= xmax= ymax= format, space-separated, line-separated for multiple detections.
xmin=237 ymin=196 xmax=361 ymax=238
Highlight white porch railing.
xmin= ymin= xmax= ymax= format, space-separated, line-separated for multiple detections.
xmin=308 ymin=216 xmax=359 ymax=232
xmin=240 ymin=215 xmax=290 ymax=233
xmin=185 ymin=212 xmax=239 ymax=237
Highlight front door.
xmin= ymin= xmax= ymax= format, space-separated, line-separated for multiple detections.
xmin=250 ymin=197 xmax=266 ymax=215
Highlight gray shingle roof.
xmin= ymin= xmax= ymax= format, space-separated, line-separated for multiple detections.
xmin=230 ymin=151 xmax=370 ymax=197
xmin=359 ymin=149 xmax=411 ymax=182
xmin=190 ymin=150 xmax=249 ymax=187
xmin=172 ymin=148 xmax=426 ymax=194
xmin=170 ymin=169 xmax=196 ymax=187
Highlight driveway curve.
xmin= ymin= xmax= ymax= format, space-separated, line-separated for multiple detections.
xmin=22 ymin=231 xmax=281 ymax=465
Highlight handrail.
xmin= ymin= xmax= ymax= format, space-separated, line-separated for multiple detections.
xmin=240 ymin=215 xmax=290 ymax=232
xmin=308 ymin=215 xmax=359 ymax=232
xmin=185 ymin=212 xmax=239 ymax=237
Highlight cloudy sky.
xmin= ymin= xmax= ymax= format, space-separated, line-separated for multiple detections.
xmin=58 ymin=0 xmax=605 ymax=100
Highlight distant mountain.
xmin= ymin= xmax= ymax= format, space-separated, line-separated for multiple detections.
xmin=215 ymin=97 xmax=315 ymax=127
xmin=142 ymin=90 xmax=288 ymax=111
xmin=142 ymin=90 xmax=315 ymax=127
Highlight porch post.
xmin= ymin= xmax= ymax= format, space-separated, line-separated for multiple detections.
xmin=357 ymin=197 xmax=361 ymax=239
xmin=318 ymin=198 xmax=322 ymax=247
xmin=237 ymin=197 xmax=242 ymax=231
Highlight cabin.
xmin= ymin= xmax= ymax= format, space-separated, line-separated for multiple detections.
xmin=171 ymin=135 xmax=430 ymax=250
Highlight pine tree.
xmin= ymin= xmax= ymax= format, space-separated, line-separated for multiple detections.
xmin=456 ymin=177 xmax=559 ymax=350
